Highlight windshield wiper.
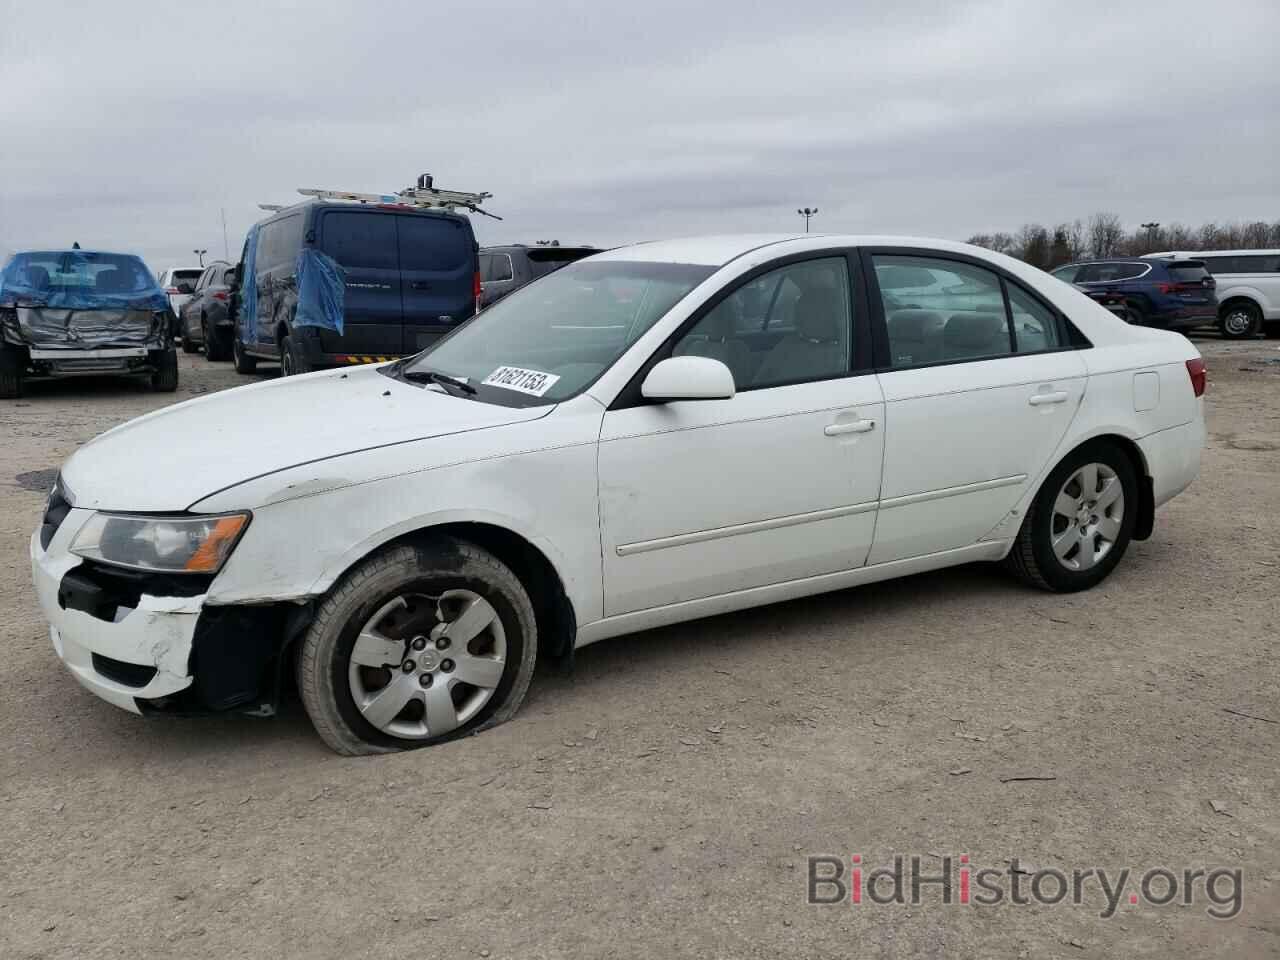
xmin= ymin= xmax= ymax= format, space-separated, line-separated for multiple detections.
xmin=402 ymin=368 xmax=477 ymax=395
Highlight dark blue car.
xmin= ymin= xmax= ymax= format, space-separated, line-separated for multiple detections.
xmin=1051 ymin=258 xmax=1217 ymax=331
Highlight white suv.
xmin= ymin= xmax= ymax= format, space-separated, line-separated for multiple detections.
xmin=1145 ymin=250 xmax=1280 ymax=337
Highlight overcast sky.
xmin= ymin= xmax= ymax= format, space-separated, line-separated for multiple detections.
xmin=2 ymin=0 xmax=1277 ymax=270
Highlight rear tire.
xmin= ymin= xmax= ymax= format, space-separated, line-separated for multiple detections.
xmin=203 ymin=320 xmax=228 ymax=361
xmin=1220 ymin=302 xmax=1262 ymax=339
xmin=1123 ymin=302 xmax=1147 ymax=326
xmin=233 ymin=337 xmax=258 ymax=374
xmin=296 ymin=539 xmax=538 ymax=756
xmin=1003 ymin=440 xmax=1138 ymax=592
xmin=0 ymin=346 xmax=24 ymax=399
xmin=150 ymin=348 xmax=179 ymax=392
xmin=181 ymin=330 xmax=198 ymax=354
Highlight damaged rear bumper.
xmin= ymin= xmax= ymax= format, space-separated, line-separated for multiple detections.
xmin=31 ymin=513 xmax=307 ymax=717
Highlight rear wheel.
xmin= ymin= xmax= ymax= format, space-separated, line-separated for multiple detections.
xmin=1123 ymin=302 xmax=1147 ymax=326
xmin=296 ymin=540 xmax=538 ymax=755
xmin=232 ymin=337 xmax=258 ymax=374
xmin=203 ymin=319 xmax=228 ymax=361
xmin=1220 ymin=302 xmax=1262 ymax=339
xmin=181 ymin=327 xmax=198 ymax=354
xmin=1003 ymin=441 xmax=1137 ymax=592
xmin=150 ymin=348 xmax=179 ymax=392
xmin=0 ymin=346 xmax=24 ymax=399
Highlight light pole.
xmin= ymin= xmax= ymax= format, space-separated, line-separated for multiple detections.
xmin=1140 ymin=222 xmax=1159 ymax=250
xmin=193 ymin=248 xmax=207 ymax=267
xmin=797 ymin=207 xmax=818 ymax=233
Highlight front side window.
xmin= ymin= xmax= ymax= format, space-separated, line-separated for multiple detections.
xmin=672 ymin=257 xmax=852 ymax=390
xmin=875 ymin=255 xmax=1011 ymax=367
xmin=1051 ymin=265 xmax=1080 ymax=283
xmin=402 ymin=259 xmax=713 ymax=406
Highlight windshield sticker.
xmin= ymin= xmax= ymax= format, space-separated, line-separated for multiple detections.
xmin=482 ymin=365 xmax=561 ymax=397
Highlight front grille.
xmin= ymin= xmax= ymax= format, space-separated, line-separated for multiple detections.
xmin=39 ymin=477 xmax=72 ymax=550
xmin=91 ymin=653 xmax=157 ymax=688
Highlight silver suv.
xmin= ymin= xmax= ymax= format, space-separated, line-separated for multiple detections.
xmin=1145 ymin=250 xmax=1280 ymax=338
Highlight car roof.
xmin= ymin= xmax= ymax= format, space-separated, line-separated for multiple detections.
xmin=589 ymin=234 xmax=1023 ymax=267
xmin=16 ymin=249 xmax=146 ymax=259
xmin=483 ymin=244 xmax=598 ymax=252
xmin=1144 ymin=249 xmax=1280 ymax=258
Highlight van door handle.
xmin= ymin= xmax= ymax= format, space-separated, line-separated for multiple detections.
xmin=409 ymin=281 xmax=432 ymax=290
xmin=1029 ymin=390 xmax=1069 ymax=406
xmin=825 ymin=419 xmax=876 ymax=436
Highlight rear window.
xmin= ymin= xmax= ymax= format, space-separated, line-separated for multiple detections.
xmin=1075 ymin=262 xmax=1149 ymax=282
xmin=527 ymin=247 xmax=596 ymax=278
xmin=172 ymin=269 xmax=202 ymax=284
xmin=1166 ymin=261 xmax=1210 ymax=283
xmin=320 ymin=211 xmax=398 ymax=270
xmin=5 ymin=251 xmax=157 ymax=295
xmin=398 ymin=214 xmax=469 ymax=272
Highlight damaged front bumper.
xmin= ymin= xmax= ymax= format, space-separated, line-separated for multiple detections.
xmin=31 ymin=509 xmax=306 ymax=717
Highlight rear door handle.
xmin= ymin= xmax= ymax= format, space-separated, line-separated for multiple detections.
xmin=1029 ymin=390 xmax=1069 ymax=406
xmin=825 ymin=419 xmax=876 ymax=436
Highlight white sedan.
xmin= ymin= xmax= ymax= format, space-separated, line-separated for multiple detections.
xmin=31 ymin=235 xmax=1205 ymax=754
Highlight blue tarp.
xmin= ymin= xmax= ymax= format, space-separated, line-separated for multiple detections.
xmin=294 ymin=248 xmax=346 ymax=335
xmin=0 ymin=251 xmax=168 ymax=311
xmin=238 ymin=225 xmax=260 ymax=344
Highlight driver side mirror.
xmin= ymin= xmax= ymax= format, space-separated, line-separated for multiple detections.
xmin=641 ymin=356 xmax=736 ymax=402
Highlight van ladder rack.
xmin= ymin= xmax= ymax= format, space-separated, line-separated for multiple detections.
xmin=296 ymin=175 xmax=501 ymax=219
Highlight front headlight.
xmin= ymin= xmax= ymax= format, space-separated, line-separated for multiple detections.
xmin=70 ymin=512 xmax=250 ymax=574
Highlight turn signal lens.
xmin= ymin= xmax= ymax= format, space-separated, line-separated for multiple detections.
xmin=1185 ymin=358 xmax=1206 ymax=398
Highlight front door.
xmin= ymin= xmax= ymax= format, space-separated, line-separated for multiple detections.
xmin=598 ymin=255 xmax=885 ymax=616
xmin=865 ymin=250 xmax=1087 ymax=564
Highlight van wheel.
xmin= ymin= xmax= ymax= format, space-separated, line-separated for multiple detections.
xmin=280 ymin=334 xmax=311 ymax=376
xmin=151 ymin=348 xmax=179 ymax=392
xmin=0 ymin=346 xmax=24 ymax=399
xmin=233 ymin=338 xmax=258 ymax=374
xmin=296 ymin=540 xmax=538 ymax=755
xmin=1220 ymin=302 xmax=1261 ymax=339
xmin=1003 ymin=440 xmax=1137 ymax=592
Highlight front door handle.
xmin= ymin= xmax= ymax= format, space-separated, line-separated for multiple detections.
xmin=825 ymin=419 xmax=876 ymax=436
xmin=1029 ymin=390 xmax=1069 ymax=406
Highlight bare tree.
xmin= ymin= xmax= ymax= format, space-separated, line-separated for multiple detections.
xmin=1165 ymin=222 xmax=1193 ymax=251
xmin=966 ymin=233 xmax=995 ymax=250
xmin=1241 ymin=221 xmax=1271 ymax=248
xmin=989 ymin=232 xmax=1016 ymax=255
xmin=1016 ymin=223 xmax=1051 ymax=268
xmin=1087 ymin=212 xmax=1124 ymax=258
xmin=1067 ymin=219 xmax=1086 ymax=261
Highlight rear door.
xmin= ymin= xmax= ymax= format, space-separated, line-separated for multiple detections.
xmin=318 ymin=209 xmax=403 ymax=356
xmin=398 ymin=212 xmax=475 ymax=353
xmin=479 ymin=251 xmax=517 ymax=306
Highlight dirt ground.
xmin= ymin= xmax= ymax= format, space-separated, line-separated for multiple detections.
xmin=1 ymin=336 xmax=1276 ymax=959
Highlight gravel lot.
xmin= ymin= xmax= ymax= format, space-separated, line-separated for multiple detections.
xmin=1 ymin=336 xmax=1276 ymax=959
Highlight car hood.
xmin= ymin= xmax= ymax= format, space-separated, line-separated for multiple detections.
xmin=60 ymin=364 xmax=553 ymax=512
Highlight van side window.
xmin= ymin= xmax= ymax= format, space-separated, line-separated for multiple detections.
xmin=321 ymin=212 xmax=398 ymax=270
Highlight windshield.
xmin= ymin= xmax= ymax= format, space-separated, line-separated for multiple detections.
xmin=402 ymin=259 xmax=714 ymax=406
xmin=0 ymin=251 xmax=167 ymax=310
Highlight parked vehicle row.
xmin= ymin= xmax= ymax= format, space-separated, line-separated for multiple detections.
xmin=1144 ymin=249 xmax=1280 ymax=338
xmin=177 ymin=260 xmax=235 ymax=359
xmin=479 ymin=243 xmax=598 ymax=307
xmin=1050 ymin=257 xmax=1218 ymax=332
xmin=30 ymin=234 xmax=1206 ymax=754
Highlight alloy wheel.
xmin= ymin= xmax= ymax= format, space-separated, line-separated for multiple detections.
xmin=1049 ymin=462 xmax=1124 ymax=572
xmin=347 ymin=589 xmax=507 ymax=740
xmin=1223 ymin=309 xmax=1253 ymax=337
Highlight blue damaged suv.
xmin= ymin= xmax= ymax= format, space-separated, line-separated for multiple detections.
xmin=1051 ymin=258 xmax=1217 ymax=332
xmin=230 ymin=201 xmax=480 ymax=376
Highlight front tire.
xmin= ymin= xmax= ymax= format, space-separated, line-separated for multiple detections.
xmin=1220 ymin=302 xmax=1262 ymax=339
xmin=296 ymin=540 xmax=538 ymax=756
xmin=150 ymin=348 xmax=179 ymax=392
xmin=0 ymin=345 xmax=24 ymax=399
xmin=280 ymin=334 xmax=312 ymax=376
xmin=232 ymin=337 xmax=258 ymax=374
xmin=1003 ymin=440 xmax=1138 ymax=592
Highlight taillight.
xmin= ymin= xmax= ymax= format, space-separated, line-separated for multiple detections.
xmin=212 ymin=291 xmax=228 ymax=301
xmin=1186 ymin=358 xmax=1206 ymax=397
xmin=473 ymin=271 xmax=482 ymax=315
xmin=166 ymin=286 xmax=180 ymax=295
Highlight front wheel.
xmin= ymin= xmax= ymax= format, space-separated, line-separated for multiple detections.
xmin=1220 ymin=302 xmax=1262 ymax=339
xmin=280 ymin=334 xmax=312 ymax=376
xmin=1003 ymin=441 xmax=1138 ymax=592
xmin=150 ymin=348 xmax=179 ymax=392
xmin=232 ymin=337 xmax=258 ymax=374
xmin=296 ymin=540 xmax=538 ymax=755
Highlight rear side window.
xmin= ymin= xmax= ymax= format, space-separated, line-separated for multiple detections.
xmin=874 ymin=255 xmax=1012 ymax=367
xmin=1007 ymin=283 xmax=1061 ymax=353
xmin=527 ymin=248 xmax=595 ymax=278
xmin=480 ymin=252 xmax=513 ymax=282
xmin=1166 ymin=262 xmax=1210 ymax=284
xmin=256 ymin=215 xmax=303 ymax=271
xmin=321 ymin=211 xmax=399 ymax=270
xmin=398 ymin=215 xmax=469 ymax=272
xmin=1076 ymin=262 xmax=1148 ymax=282
xmin=1204 ymin=255 xmax=1280 ymax=274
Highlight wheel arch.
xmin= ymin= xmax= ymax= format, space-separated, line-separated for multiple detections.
xmin=1218 ymin=294 xmax=1263 ymax=319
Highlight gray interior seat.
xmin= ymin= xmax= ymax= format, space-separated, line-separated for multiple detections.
xmin=886 ymin=309 xmax=945 ymax=366
xmin=24 ymin=266 xmax=50 ymax=290
xmin=752 ymin=289 xmax=846 ymax=386
xmin=674 ymin=298 xmax=753 ymax=386
xmin=943 ymin=311 xmax=1010 ymax=360
xmin=94 ymin=268 xmax=128 ymax=293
